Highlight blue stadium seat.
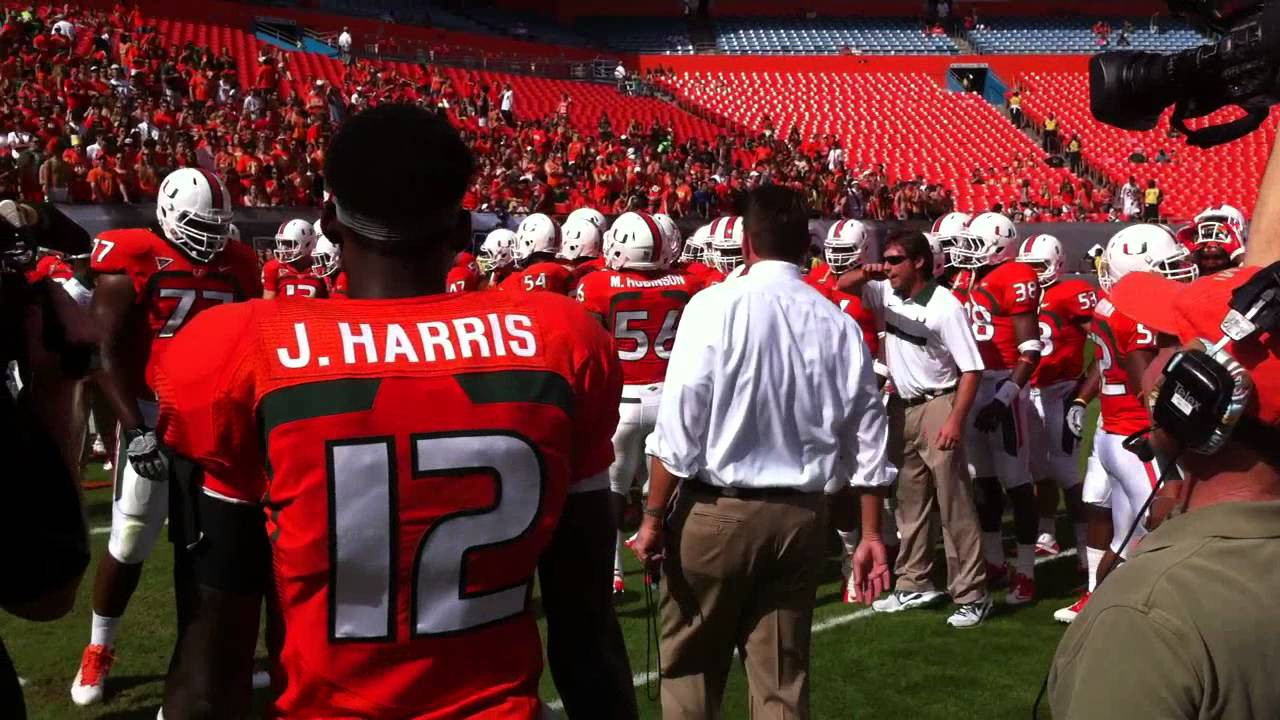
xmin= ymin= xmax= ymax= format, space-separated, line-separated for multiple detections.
xmin=967 ymin=17 xmax=1204 ymax=54
xmin=714 ymin=17 xmax=959 ymax=55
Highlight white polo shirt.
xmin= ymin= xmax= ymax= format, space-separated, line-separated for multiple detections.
xmin=861 ymin=279 xmax=984 ymax=400
xmin=646 ymin=261 xmax=888 ymax=494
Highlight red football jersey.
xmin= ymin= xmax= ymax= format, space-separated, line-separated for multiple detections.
xmin=577 ymin=268 xmax=701 ymax=386
xmin=26 ymin=254 xmax=74 ymax=284
xmin=327 ymin=271 xmax=348 ymax=298
xmin=700 ymin=267 xmax=727 ymax=287
xmin=263 ymin=258 xmax=328 ymax=299
xmin=446 ymin=264 xmax=479 ymax=294
xmin=153 ymin=291 xmax=622 ymax=720
xmin=954 ymin=262 xmax=1041 ymax=371
xmin=567 ymin=256 xmax=605 ymax=292
xmin=90 ymin=228 xmax=260 ymax=397
xmin=500 ymin=261 xmax=572 ymax=294
xmin=1090 ymin=295 xmax=1157 ymax=435
xmin=1032 ymin=278 xmax=1097 ymax=387
xmin=805 ymin=267 xmax=879 ymax=357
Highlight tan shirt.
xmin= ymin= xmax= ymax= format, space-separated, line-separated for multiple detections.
xmin=1049 ymin=500 xmax=1280 ymax=720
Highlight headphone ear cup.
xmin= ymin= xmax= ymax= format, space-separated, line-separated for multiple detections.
xmin=1153 ymin=343 xmax=1252 ymax=454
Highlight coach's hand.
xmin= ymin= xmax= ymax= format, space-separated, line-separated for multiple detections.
xmin=936 ymin=415 xmax=964 ymax=451
xmin=124 ymin=426 xmax=168 ymax=481
xmin=630 ymin=515 xmax=665 ymax=578
xmin=844 ymin=535 xmax=891 ymax=605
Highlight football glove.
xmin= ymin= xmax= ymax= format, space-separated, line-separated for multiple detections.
xmin=124 ymin=426 xmax=168 ymax=481
xmin=974 ymin=379 xmax=1019 ymax=432
xmin=1065 ymin=399 xmax=1088 ymax=440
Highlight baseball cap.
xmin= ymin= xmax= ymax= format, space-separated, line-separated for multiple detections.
xmin=1111 ymin=266 xmax=1280 ymax=424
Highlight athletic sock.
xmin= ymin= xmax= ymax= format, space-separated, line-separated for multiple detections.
xmin=836 ymin=529 xmax=860 ymax=555
xmin=614 ymin=533 xmax=625 ymax=577
xmin=1086 ymin=547 xmax=1105 ymax=593
xmin=1015 ymin=544 xmax=1036 ymax=579
xmin=1074 ymin=523 xmax=1089 ymax=562
xmin=981 ymin=531 xmax=1005 ymax=567
xmin=90 ymin=612 xmax=120 ymax=649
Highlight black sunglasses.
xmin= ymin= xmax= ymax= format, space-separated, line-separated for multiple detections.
xmin=882 ymin=255 xmax=909 ymax=265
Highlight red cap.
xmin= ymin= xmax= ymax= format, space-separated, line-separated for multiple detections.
xmin=1111 ymin=266 xmax=1280 ymax=424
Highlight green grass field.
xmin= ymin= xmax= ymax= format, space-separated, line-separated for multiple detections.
xmin=3 ymin=445 xmax=1096 ymax=720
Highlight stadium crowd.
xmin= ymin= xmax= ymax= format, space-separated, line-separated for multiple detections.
xmin=0 ymin=3 xmax=1168 ymax=225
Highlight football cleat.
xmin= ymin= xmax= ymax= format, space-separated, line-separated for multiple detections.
xmin=612 ymin=571 xmax=625 ymax=596
xmin=1005 ymin=572 xmax=1036 ymax=606
xmin=252 ymin=670 xmax=271 ymax=690
xmin=70 ymin=644 xmax=115 ymax=706
xmin=1054 ymin=592 xmax=1091 ymax=624
xmin=102 ymin=460 xmax=113 ymax=473
xmin=871 ymin=589 xmax=945 ymax=614
xmin=985 ymin=562 xmax=1009 ymax=590
xmin=947 ymin=596 xmax=993 ymax=629
xmin=91 ymin=435 xmax=107 ymax=458
xmin=1034 ymin=533 xmax=1060 ymax=557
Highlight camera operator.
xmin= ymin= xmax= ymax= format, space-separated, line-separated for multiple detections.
xmin=1048 ymin=261 xmax=1280 ymax=719
xmin=0 ymin=201 xmax=95 ymax=718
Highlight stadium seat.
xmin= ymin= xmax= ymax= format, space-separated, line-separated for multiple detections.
xmin=968 ymin=17 xmax=1203 ymax=54
xmin=714 ymin=17 xmax=959 ymax=54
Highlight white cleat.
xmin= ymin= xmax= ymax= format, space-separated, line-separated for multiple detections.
xmin=871 ymin=589 xmax=945 ymax=613
xmin=70 ymin=644 xmax=115 ymax=706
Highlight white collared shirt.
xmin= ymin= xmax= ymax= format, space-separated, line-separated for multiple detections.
xmin=861 ymin=279 xmax=983 ymax=399
xmin=646 ymin=260 xmax=889 ymax=494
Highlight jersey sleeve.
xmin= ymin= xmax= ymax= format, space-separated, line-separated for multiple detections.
xmin=153 ymin=301 xmax=267 ymax=502
xmin=561 ymin=304 xmax=623 ymax=490
xmin=261 ymin=259 xmax=280 ymax=294
xmin=1064 ymin=281 xmax=1098 ymax=323
xmin=498 ymin=271 xmax=521 ymax=292
xmin=90 ymin=231 xmax=148 ymax=295
xmin=548 ymin=265 xmax=572 ymax=294
xmin=574 ymin=272 xmax=610 ymax=322
xmin=1119 ymin=314 xmax=1157 ymax=354
xmin=1002 ymin=263 xmax=1041 ymax=316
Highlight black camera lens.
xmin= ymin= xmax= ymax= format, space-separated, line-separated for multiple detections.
xmin=1090 ymin=51 xmax=1180 ymax=131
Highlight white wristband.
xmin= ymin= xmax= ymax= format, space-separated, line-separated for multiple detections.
xmin=872 ymin=360 xmax=889 ymax=378
xmin=1017 ymin=339 xmax=1044 ymax=355
xmin=994 ymin=380 xmax=1021 ymax=406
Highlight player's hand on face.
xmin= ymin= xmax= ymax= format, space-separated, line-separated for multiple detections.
xmin=124 ymin=427 xmax=168 ymax=481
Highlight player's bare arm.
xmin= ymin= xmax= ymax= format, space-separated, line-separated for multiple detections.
xmin=540 ymin=489 xmax=638 ymax=720
xmin=90 ymin=273 xmax=145 ymax=431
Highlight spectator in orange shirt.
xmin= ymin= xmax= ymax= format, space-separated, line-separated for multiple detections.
xmin=86 ymin=155 xmax=120 ymax=203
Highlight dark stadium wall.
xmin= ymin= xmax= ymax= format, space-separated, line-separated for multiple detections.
xmin=637 ymin=54 xmax=1089 ymax=85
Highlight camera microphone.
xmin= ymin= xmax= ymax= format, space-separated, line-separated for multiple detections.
xmin=1123 ymin=428 xmax=1157 ymax=462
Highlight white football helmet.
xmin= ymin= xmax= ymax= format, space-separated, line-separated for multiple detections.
xmin=228 ymin=223 xmax=241 ymax=243
xmin=558 ymin=217 xmax=603 ymax=262
xmin=652 ymin=213 xmax=681 ymax=267
xmin=1099 ymin=224 xmax=1199 ymax=291
xmin=824 ymin=219 xmax=868 ymax=274
xmin=513 ymin=213 xmax=561 ymax=262
xmin=1016 ymin=233 xmax=1065 ymax=286
xmin=604 ymin=211 xmax=665 ymax=271
xmin=951 ymin=212 xmax=1018 ymax=268
xmin=681 ymin=223 xmax=711 ymax=264
xmin=274 ymin=218 xmax=318 ymax=263
xmin=708 ymin=215 xmax=745 ymax=273
xmin=155 ymin=167 xmax=234 ymax=262
xmin=931 ymin=211 xmax=972 ymax=267
xmin=478 ymin=228 xmax=516 ymax=273
xmin=1194 ymin=203 xmax=1248 ymax=245
xmin=310 ymin=235 xmax=341 ymax=278
xmin=566 ymin=207 xmax=607 ymax=234
xmin=923 ymin=232 xmax=947 ymax=278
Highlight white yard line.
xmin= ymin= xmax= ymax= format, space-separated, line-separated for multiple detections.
xmin=546 ymin=549 xmax=1078 ymax=712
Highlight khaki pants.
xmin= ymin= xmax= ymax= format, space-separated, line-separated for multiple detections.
xmin=889 ymin=393 xmax=987 ymax=604
xmin=659 ymin=486 xmax=827 ymax=720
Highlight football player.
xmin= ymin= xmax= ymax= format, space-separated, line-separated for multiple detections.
xmin=26 ymin=248 xmax=75 ymax=285
xmin=502 ymin=213 xmax=572 ymax=294
xmin=310 ymin=233 xmax=346 ymax=298
xmin=559 ymin=213 xmax=606 ymax=292
xmin=948 ymin=212 xmax=1043 ymax=604
xmin=156 ymin=104 xmax=637 ymax=719
xmin=446 ymin=250 xmax=480 ymax=294
xmin=1182 ymin=204 xmax=1247 ymax=276
xmin=262 ymin=219 xmax=327 ymax=300
xmin=808 ymin=219 xmax=881 ymax=359
xmin=577 ymin=211 xmax=700 ymax=595
xmin=931 ymin=211 xmax=972 ymax=288
xmin=1089 ymin=225 xmax=1196 ymax=573
xmin=71 ymin=167 xmax=260 ymax=706
xmin=476 ymin=227 xmax=516 ymax=290
xmin=1015 ymin=235 xmax=1095 ymax=565
xmin=704 ymin=215 xmax=745 ymax=285
xmin=674 ymin=223 xmax=713 ymax=278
